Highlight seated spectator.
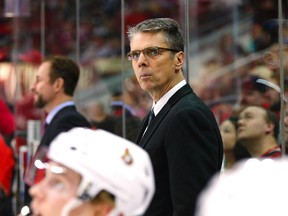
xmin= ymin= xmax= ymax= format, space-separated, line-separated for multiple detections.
xmin=110 ymin=91 xmax=137 ymax=118
xmin=25 ymin=127 xmax=155 ymax=216
xmin=110 ymin=90 xmax=141 ymax=142
xmin=237 ymin=105 xmax=281 ymax=158
xmin=239 ymin=75 xmax=271 ymax=109
xmin=85 ymin=101 xmax=117 ymax=133
xmin=219 ymin=116 xmax=250 ymax=169
xmin=250 ymin=22 xmax=271 ymax=52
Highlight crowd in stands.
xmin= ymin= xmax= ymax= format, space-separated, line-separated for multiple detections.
xmin=1 ymin=0 xmax=283 ymax=61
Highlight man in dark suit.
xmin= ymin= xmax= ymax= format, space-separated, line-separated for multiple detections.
xmin=30 ymin=55 xmax=91 ymax=149
xmin=127 ymin=18 xmax=223 ymax=216
xmin=24 ymin=56 xmax=91 ymax=203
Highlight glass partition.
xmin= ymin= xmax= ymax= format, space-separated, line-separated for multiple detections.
xmin=0 ymin=0 xmax=288 ymax=213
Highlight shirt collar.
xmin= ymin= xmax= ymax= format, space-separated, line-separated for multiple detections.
xmin=46 ymin=101 xmax=74 ymax=124
xmin=153 ymin=80 xmax=186 ymax=115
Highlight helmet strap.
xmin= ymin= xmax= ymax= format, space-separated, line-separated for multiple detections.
xmin=61 ymin=198 xmax=83 ymax=216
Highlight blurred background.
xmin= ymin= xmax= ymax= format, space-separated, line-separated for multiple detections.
xmin=0 ymin=0 xmax=287 ymax=129
xmin=0 ymin=0 xmax=288 ymax=213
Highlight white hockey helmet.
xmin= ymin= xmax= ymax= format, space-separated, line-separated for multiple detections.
xmin=196 ymin=158 xmax=288 ymax=216
xmin=47 ymin=127 xmax=155 ymax=216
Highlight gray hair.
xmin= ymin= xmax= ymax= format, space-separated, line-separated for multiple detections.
xmin=127 ymin=18 xmax=184 ymax=52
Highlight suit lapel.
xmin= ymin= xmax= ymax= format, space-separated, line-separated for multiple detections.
xmin=166 ymin=84 xmax=192 ymax=106
xmin=138 ymin=84 xmax=193 ymax=148
xmin=138 ymin=104 xmax=171 ymax=148
xmin=41 ymin=106 xmax=75 ymax=145
xmin=136 ymin=114 xmax=150 ymax=143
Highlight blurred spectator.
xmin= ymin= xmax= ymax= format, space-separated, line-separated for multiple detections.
xmin=111 ymin=90 xmax=141 ymax=142
xmin=219 ymin=116 xmax=238 ymax=169
xmin=264 ymin=71 xmax=282 ymax=119
xmin=238 ymin=75 xmax=271 ymax=109
xmin=218 ymin=34 xmax=247 ymax=65
xmin=15 ymin=50 xmax=44 ymax=132
xmin=284 ymin=25 xmax=288 ymax=44
xmin=250 ymin=22 xmax=271 ymax=52
xmin=111 ymin=91 xmax=137 ymax=118
xmin=237 ymin=105 xmax=281 ymax=158
xmin=19 ymin=50 xmax=43 ymax=65
xmin=86 ymin=101 xmax=117 ymax=133
xmin=260 ymin=44 xmax=288 ymax=118
xmin=251 ymin=0 xmax=278 ymax=25
xmin=219 ymin=115 xmax=250 ymax=169
xmin=0 ymin=98 xmax=15 ymax=145
xmin=123 ymin=76 xmax=152 ymax=119
xmin=111 ymin=76 xmax=150 ymax=119
xmin=263 ymin=43 xmax=288 ymax=71
xmin=14 ymin=92 xmax=44 ymax=131
xmin=250 ymin=65 xmax=273 ymax=80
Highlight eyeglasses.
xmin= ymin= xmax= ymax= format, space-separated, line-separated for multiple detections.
xmin=127 ymin=46 xmax=180 ymax=61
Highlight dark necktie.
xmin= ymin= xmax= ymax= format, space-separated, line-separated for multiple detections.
xmin=41 ymin=122 xmax=48 ymax=136
xmin=147 ymin=108 xmax=155 ymax=127
xmin=44 ymin=122 xmax=49 ymax=130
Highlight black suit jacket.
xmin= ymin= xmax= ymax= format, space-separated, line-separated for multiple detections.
xmin=24 ymin=105 xmax=91 ymax=205
xmin=136 ymin=84 xmax=223 ymax=216
xmin=39 ymin=105 xmax=91 ymax=148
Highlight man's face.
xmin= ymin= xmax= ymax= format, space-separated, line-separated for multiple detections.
xmin=29 ymin=162 xmax=81 ymax=216
xmin=129 ymin=32 xmax=183 ymax=100
xmin=30 ymin=62 xmax=57 ymax=110
xmin=238 ymin=106 xmax=269 ymax=141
